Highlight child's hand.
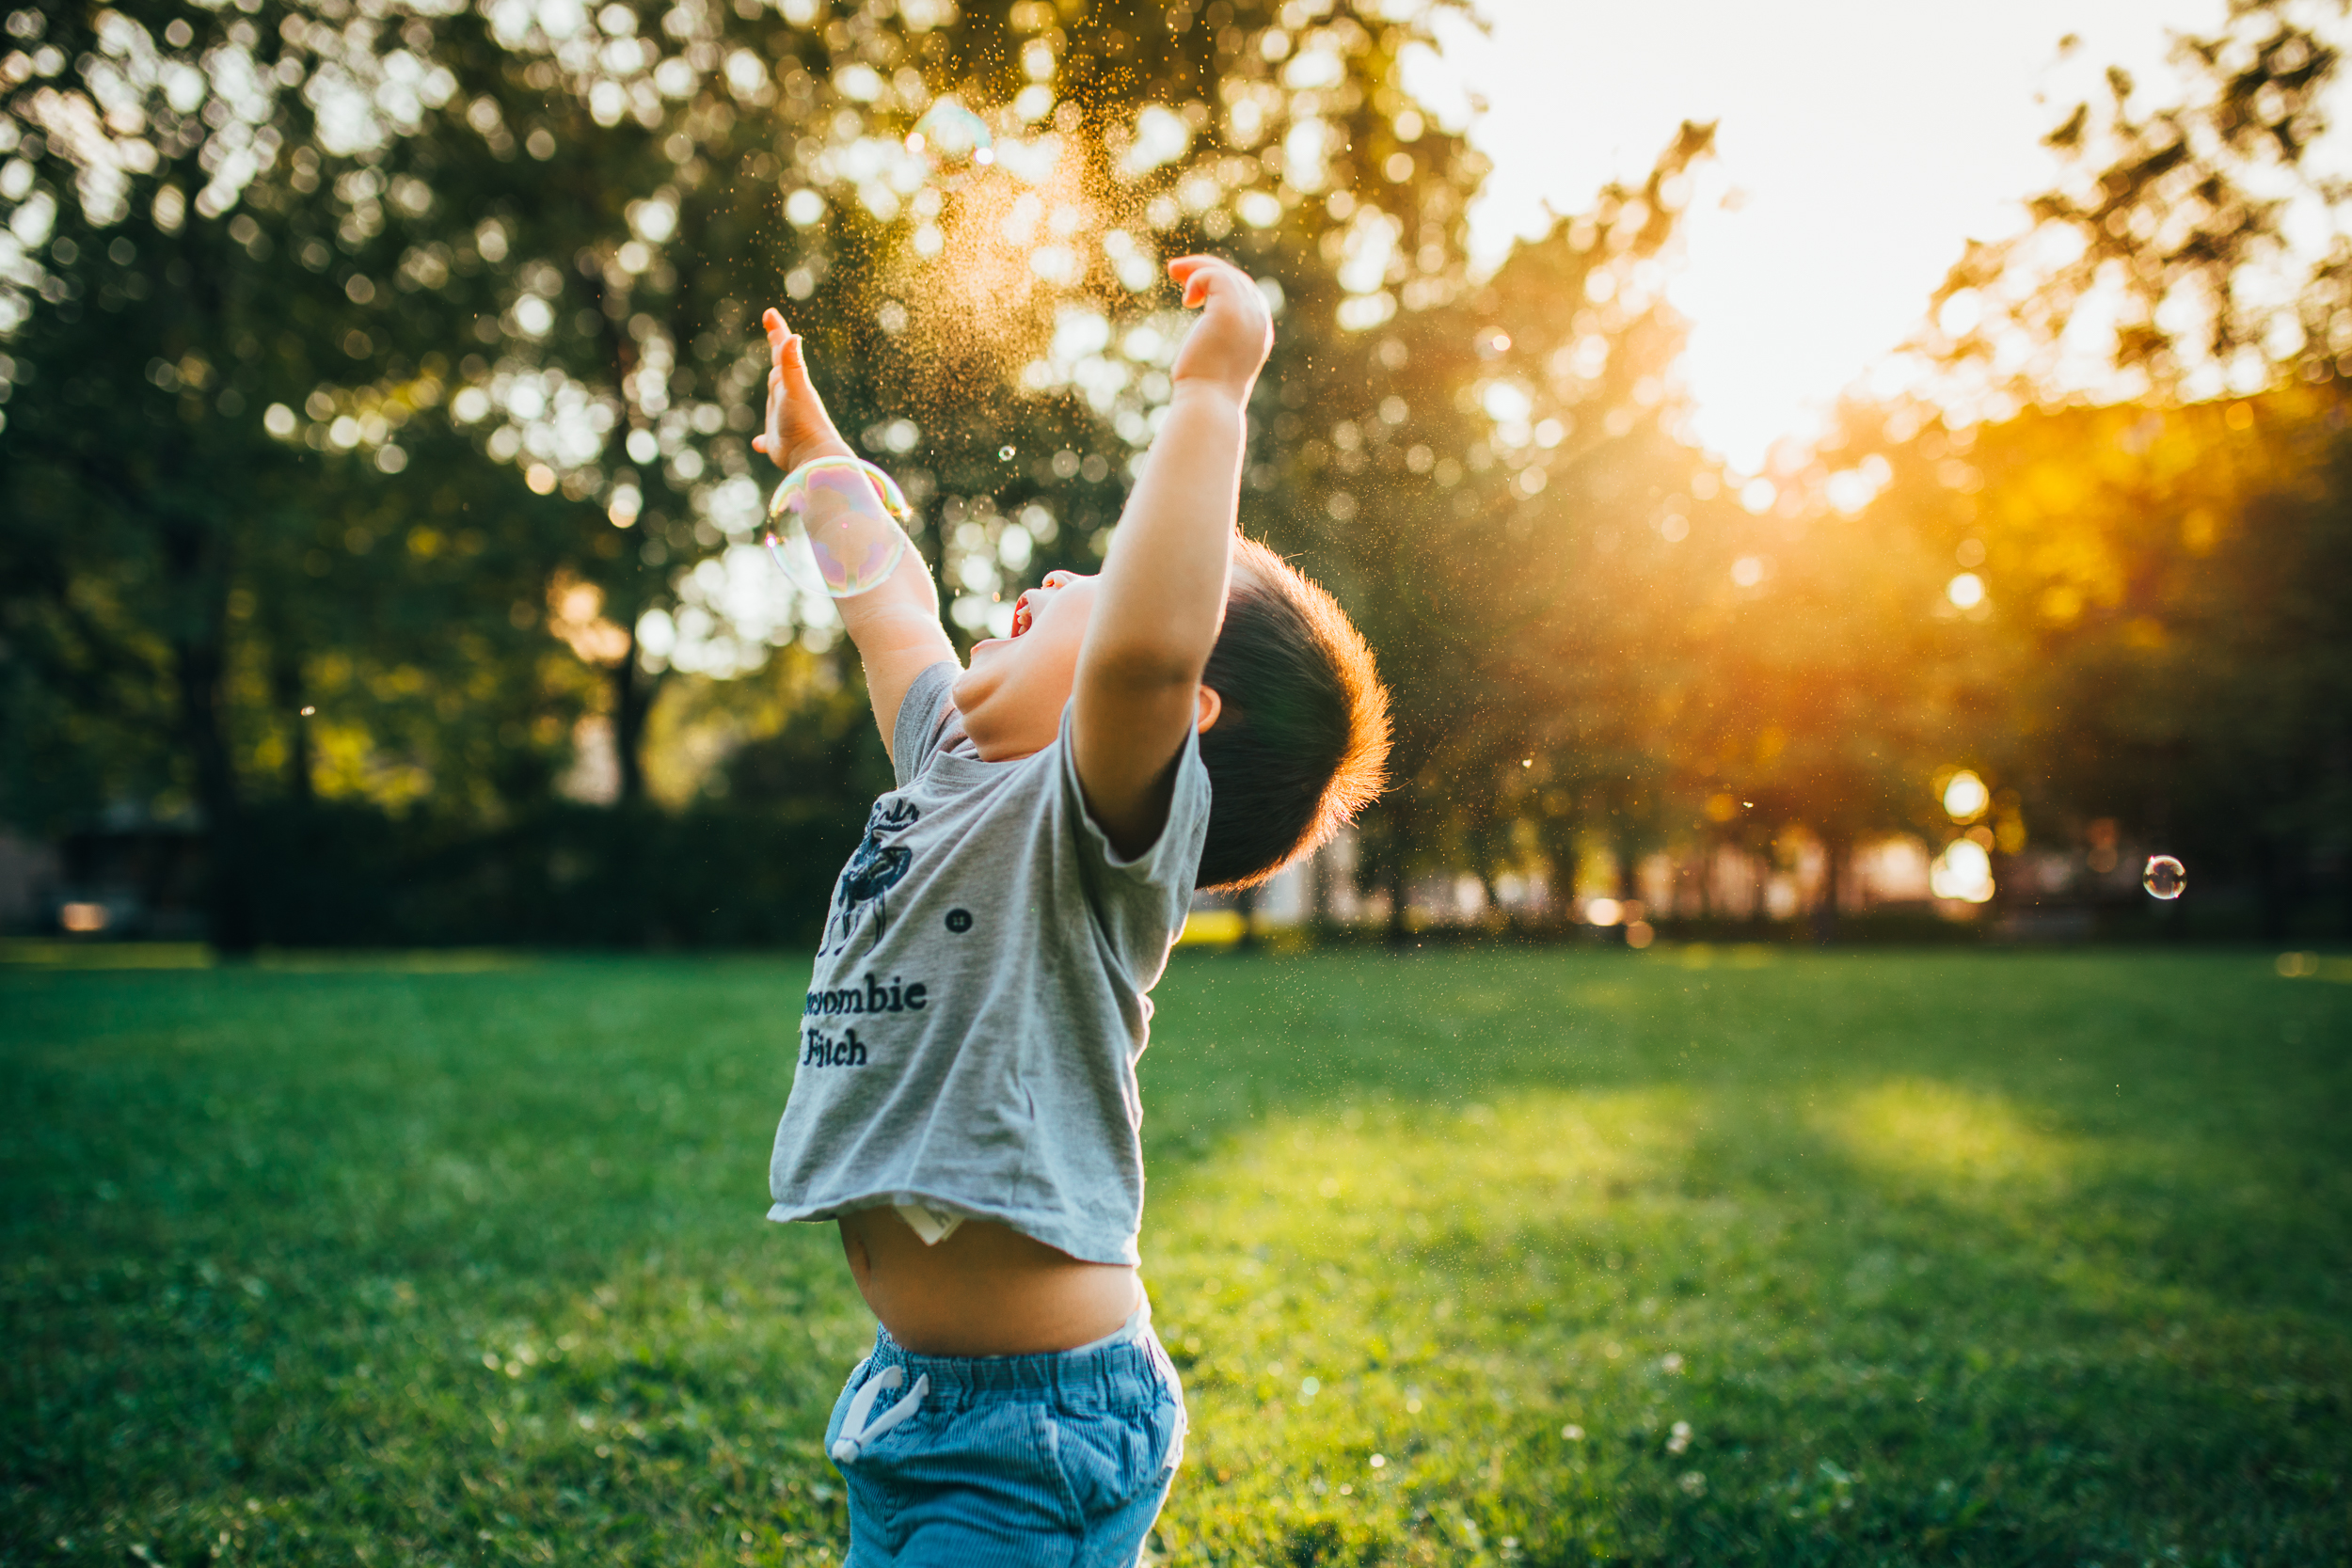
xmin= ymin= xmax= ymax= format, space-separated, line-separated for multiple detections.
xmin=1167 ymin=256 xmax=1273 ymax=398
xmin=751 ymin=307 xmax=856 ymax=473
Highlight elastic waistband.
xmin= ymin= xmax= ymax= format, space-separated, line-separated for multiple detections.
xmin=865 ymin=1313 xmax=1170 ymax=1414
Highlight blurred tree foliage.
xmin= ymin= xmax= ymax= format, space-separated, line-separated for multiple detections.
xmin=1892 ymin=0 xmax=2352 ymax=934
xmin=2 ymin=0 xmax=2347 ymax=947
xmin=1931 ymin=0 xmax=2350 ymax=402
xmin=0 ymin=0 xmax=1524 ymax=945
xmin=1841 ymin=388 xmax=2352 ymax=935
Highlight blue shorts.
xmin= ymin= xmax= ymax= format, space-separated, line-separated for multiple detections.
xmin=824 ymin=1319 xmax=1186 ymax=1567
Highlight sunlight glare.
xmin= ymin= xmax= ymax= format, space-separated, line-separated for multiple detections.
xmin=1416 ymin=0 xmax=2228 ymax=470
xmin=1820 ymin=1079 xmax=2068 ymax=1188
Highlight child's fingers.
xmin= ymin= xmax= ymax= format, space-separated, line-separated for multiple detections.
xmin=1168 ymin=255 xmax=1216 ymax=308
xmin=756 ymin=299 xmax=810 ymax=371
xmin=753 ymin=328 xmax=845 ymax=467
xmin=753 ymin=360 xmax=787 ymax=456
xmin=1168 ymin=254 xmax=1251 ymax=311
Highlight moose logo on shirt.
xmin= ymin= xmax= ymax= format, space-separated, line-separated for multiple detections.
xmin=819 ymin=797 xmax=919 ymax=956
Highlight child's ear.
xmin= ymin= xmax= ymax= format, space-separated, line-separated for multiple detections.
xmin=1196 ymin=686 xmax=1224 ymax=734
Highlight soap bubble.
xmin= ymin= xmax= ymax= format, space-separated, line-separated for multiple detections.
xmin=764 ymin=456 xmax=913 ymax=598
xmin=907 ymin=103 xmax=994 ymax=187
xmin=2142 ymin=855 xmax=2186 ymax=900
xmin=998 ymin=445 xmax=1015 ymax=460
xmin=1474 ymin=327 xmax=1511 ymax=359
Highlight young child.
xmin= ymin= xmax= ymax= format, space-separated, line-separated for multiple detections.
xmin=755 ymin=255 xmax=1390 ymax=1561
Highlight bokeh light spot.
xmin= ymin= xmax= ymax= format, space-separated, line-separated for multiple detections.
xmin=1941 ymin=769 xmax=1989 ymax=822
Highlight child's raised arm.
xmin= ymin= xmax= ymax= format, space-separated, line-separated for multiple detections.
xmin=755 ymin=309 xmax=958 ymax=759
xmin=1071 ymin=256 xmax=1273 ymax=856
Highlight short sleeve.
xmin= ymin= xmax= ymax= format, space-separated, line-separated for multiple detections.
xmin=1055 ymin=703 xmax=1213 ymax=977
xmin=891 ymin=661 xmax=964 ymax=788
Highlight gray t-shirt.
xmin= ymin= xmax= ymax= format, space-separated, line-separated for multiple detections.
xmin=765 ymin=660 xmax=1212 ymax=1266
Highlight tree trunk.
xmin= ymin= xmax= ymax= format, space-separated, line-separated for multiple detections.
xmin=1233 ymin=884 xmax=1259 ymax=953
xmin=1812 ymin=835 xmax=1846 ymax=944
xmin=147 ymin=471 xmax=256 ymax=955
xmin=611 ymin=631 xmax=659 ymax=805
xmin=172 ymin=585 xmax=257 ymax=955
xmin=270 ymin=640 xmax=313 ymax=804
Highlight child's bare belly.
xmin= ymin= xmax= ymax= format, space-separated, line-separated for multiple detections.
xmin=836 ymin=1211 xmax=1140 ymax=1356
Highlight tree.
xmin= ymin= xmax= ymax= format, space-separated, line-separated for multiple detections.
xmin=1891 ymin=390 xmax=2352 ymax=932
xmin=0 ymin=2 xmax=591 ymax=947
xmin=4 ymin=0 xmax=1513 ymax=945
xmin=1927 ymin=0 xmax=2350 ymax=405
xmin=1902 ymin=1 xmax=2352 ymax=930
xmin=1280 ymin=122 xmax=1725 ymax=934
xmin=395 ymin=0 xmax=1508 ymax=808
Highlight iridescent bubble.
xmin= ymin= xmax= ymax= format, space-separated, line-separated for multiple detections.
xmin=764 ymin=456 xmax=913 ymax=598
xmin=1474 ymin=327 xmax=1511 ymax=359
xmin=907 ymin=103 xmax=994 ymax=188
xmin=998 ymin=445 xmax=1015 ymax=460
xmin=2142 ymin=854 xmax=2186 ymax=900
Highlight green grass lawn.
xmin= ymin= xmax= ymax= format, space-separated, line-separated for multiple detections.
xmin=3 ymin=946 xmax=2347 ymax=1566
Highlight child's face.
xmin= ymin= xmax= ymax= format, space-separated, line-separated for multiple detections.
xmin=952 ymin=569 xmax=1099 ymax=760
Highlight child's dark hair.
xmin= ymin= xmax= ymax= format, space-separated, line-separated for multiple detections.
xmin=1195 ymin=538 xmax=1391 ymax=890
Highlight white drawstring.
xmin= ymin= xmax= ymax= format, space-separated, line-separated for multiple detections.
xmin=830 ymin=1365 xmax=930 ymax=1463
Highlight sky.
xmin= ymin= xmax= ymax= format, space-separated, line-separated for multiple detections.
xmin=1405 ymin=0 xmax=2233 ymax=472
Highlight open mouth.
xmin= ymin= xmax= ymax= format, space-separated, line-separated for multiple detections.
xmin=1009 ymin=594 xmax=1034 ymax=639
